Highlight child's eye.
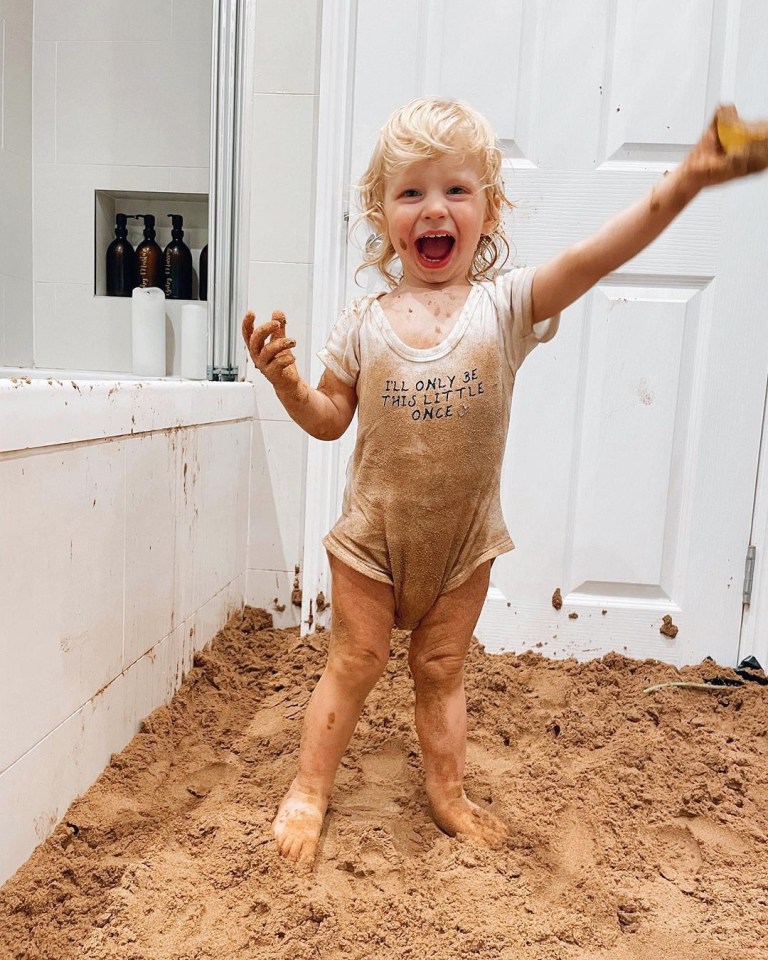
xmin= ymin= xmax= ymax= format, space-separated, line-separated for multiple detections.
xmin=447 ymin=186 xmax=468 ymax=195
xmin=401 ymin=189 xmax=421 ymax=198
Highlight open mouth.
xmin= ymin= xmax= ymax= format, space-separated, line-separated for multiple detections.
xmin=415 ymin=233 xmax=455 ymax=267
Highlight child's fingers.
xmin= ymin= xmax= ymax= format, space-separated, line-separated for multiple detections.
xmin=257 ymin=337 xmax=298 ymax=384
xmin=260 ymin=336 xmax=296 ymax=364
xmin=248 ymin=319 xmax=281 ymax=361
xmin=268 ymin=310 xmax=287 ymax=344
xmin=241 ymin=311 xmax=255 ymax=347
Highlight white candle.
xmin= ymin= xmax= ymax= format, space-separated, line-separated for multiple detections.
xmin=180 ymin=303 xmax=208 ymax=380
xmin=131 ymin=287 xmax=166 ymax=377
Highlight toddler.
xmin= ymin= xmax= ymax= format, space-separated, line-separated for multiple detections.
xmin=242 ymin=98 xmax=767 ymax=865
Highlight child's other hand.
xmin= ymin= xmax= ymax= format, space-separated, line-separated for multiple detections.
xmin=241 ymin=310 xmax=300 ymax=392
xmin=682 ymin=104 xmax=768 ymax=190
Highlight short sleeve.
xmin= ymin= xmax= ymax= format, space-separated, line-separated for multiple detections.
xmin=317 ymin=301 xmax=363 ymax=387
xmin=491 ymin=266 xmax=560 ymax=373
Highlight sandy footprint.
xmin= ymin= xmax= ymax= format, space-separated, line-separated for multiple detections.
xmin=358 ymin=738 xmax=410 ymax=785
xmin=655 ymin=824 xmax=703 ymax=892
xmin=678 ymin=814 xmax=750 ymax=854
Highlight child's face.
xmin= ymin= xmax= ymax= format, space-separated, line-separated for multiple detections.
xmin=382 ymin=153 xmax=496 ymax=287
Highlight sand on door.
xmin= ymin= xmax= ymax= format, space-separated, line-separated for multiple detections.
xmin=306 ymin=0 xmax=768 ymax=667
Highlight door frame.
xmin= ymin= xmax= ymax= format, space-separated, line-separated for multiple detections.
xmin=739 ymin=376 xmax=768 ymax=669
xmin=300 ymin=0 xmax=357 ymax=635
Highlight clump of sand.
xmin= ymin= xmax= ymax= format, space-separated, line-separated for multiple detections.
xmin=2 ymin=607 xmax=768 ymax=959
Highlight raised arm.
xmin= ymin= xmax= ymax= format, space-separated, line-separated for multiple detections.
xmin=531 ymin=105 xmax=768 ymax=325
xmin=242 ymin=310 xmax=357 ymax=441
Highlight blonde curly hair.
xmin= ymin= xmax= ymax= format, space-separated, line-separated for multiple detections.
xmin=355 ymin=98 xmax=514 ymax=287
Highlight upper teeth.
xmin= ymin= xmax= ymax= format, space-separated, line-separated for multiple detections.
xmin=422 ymin=233 xmax=451 ymax=238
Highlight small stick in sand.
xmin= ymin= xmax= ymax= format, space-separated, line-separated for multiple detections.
xmin=643 ymin=681 xmax=739 ymax=694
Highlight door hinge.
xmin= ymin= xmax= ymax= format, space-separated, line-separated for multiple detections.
xmin=743 ymin=544 xmax=756 ymax=605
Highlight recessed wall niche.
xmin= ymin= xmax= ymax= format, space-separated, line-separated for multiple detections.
xmin=94 ymin=190 xmax=208 ymax=299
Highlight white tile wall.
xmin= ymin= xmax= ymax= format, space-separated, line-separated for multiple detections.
xmin=169 ymin=166 xmax=210 ymax=194
xmin=193 ymin=421 xmax=251 ymax=606
xmin=0 ymin=0 xmax=325 ymax=888
xmin=251 ymin=0 xmax=319 ymax=96
xmin=246 ymin=259 xmax=312 ymax=419
xmin=2 ymin=10 xmax=32 ymax=158
xmin=0 ymin=3 xmax=33 ymax=368
xmin=0 ymin=382 xmax=251 ymax=887
xmin=171 ymin=0 xmax=214 ymax=44
xmin=33 ymin=0 xmax=174 ymax=42
xmin=26 ymin=0 xmax=212 ymax=371
xmin=249 ymin=93 xmax=318 ymax=265
xmin=2 ymin=276 xmax=33 ymax=366
xmin=34 ymin=283 xmax=133 ymax=372
xmin=0 ymin=667 xmax=133 ymax=891
xmin=0 ymin=441 xmax=127 ymax=774
xmin=246 ymin=568 xmax=303 ymax=628
xmin=244 ymin=0 xmax=322 ymax=614
xmin=248 ymin=418 xmax=306 ymax=571
xmin=124 ymin=432 xmax=179 ymax=664
xmin=55 ymin=42 xmax=210 ymax=168
xmin=33 ymin=163 xmax=173 ymax=285
xmin=0 ymin=149 xmax=33 ymax=280
xmin=31 ymin=40 xmax=55 ymax=162
xmin=0 ymin=19 xmax=5 ymax=144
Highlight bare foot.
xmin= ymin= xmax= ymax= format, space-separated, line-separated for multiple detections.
xmin=272 ymin=782 xmax=328 ymax=865
xmin=429 ymin=791 xmax=508 ymax=848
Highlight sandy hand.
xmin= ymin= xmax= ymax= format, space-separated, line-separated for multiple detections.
xmin=429 ymin=791 xmax=509 ymax=849
xmin=683 ymin=103 xmax=768 ymax=188
xmin=272 ymin=782 xmax=328 ymax=866
xmin=241 ymin=309 xmax=300 ymax=391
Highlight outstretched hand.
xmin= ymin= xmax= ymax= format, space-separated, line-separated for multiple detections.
xmin=242 ymin=310 xmax=300 ymax=392
xmin=683 ymin=103 xmax=768 ymax=189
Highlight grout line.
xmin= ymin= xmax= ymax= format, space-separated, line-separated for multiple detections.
xmin=0 ymin=415 xmax=256 ymax=460
xmin=0 ymin=570 xmax=244 ymax=779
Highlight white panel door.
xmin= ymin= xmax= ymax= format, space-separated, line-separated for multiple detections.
xmin=317 ymin=0 xmax=768 ymax=666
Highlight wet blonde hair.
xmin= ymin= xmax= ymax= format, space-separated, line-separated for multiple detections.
xmin=355 ymin=98 xmax=513 ymax=287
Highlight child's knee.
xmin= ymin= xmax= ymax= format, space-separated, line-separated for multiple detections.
xmin=328 ymin=643 xmax=388 ymax=691
xmin=409 ymin=645 xmax=466 ymax=689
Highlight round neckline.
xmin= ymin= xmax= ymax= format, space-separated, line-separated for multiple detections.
xmin=370 ymin=284 xmax=481 ymax=362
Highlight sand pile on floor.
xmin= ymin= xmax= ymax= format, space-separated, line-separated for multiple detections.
xmin=2 ymin=607 xmax=768 ymax=959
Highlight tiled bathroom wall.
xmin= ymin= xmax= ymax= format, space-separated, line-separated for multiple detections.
xmin=31 ymin=0 xmax=212 ymax=372
xmin=0 ymin=0 xmax=34 ymax=367
xmin=0 ymin=379 xmax=254 ymax=886
xmin=244 ymin=0 xmax=322 ymax=626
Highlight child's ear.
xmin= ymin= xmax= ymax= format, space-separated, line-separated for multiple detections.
xmin=483 ymin=195 xmax=501 ymax=235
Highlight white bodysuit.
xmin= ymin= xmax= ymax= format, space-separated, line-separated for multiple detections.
xmin=318 ymin=266 xmax=559 ymax=629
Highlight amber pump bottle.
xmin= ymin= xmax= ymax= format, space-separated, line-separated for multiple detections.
xmin=134 ymin=214 xmax=163 ymax=289
xmin=106 ymin=213 xmax=136 ymax=296
xmin=199 ymin=244 xmax=208 ymax=301
xmin=164 ymin=214 xmax=193 ymax=300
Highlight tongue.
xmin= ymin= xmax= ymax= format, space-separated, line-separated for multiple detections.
xmin=419 ymin=236 xmax=453 ymax=261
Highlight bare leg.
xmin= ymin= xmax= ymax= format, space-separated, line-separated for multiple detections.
xmin=272 ymin=554 xmax=395 ymax=864
xmin=408 ymin=561 xmax=507 ymax=847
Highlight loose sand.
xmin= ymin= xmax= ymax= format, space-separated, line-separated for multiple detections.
xmin=2 ymin=607 xmax=768 ymax=959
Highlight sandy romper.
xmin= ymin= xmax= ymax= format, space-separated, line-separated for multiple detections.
xmin=318 ymin=267 xmax=560 ymax=630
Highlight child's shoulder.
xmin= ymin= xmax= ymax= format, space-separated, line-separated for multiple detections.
xmin=340 ymin=293 xmax=381 ymax=322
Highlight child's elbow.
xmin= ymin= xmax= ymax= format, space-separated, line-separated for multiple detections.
xmin=309 ymin=422 xmax=345 ymax=442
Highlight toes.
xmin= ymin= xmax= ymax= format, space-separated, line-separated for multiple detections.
xmin=284 ymin=835 xmax=303 ymax=861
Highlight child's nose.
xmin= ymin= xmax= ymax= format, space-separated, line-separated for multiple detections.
xmin=423 ymin=195 xmax=447 ymax=219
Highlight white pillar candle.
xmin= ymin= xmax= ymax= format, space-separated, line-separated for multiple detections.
xmin=180 ymin=303 xmax=209 ymax=380
xmin=131 ymin=287 xmax=166 ymax=377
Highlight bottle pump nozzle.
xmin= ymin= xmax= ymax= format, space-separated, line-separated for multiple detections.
xmin=132 ymin=214 xmax=156 ymax=235
xmin=167 ymin=214 xmax=184 ymax=238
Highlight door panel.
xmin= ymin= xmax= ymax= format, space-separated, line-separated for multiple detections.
xmin=322 ymin=0 xmax=768 ymax=665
